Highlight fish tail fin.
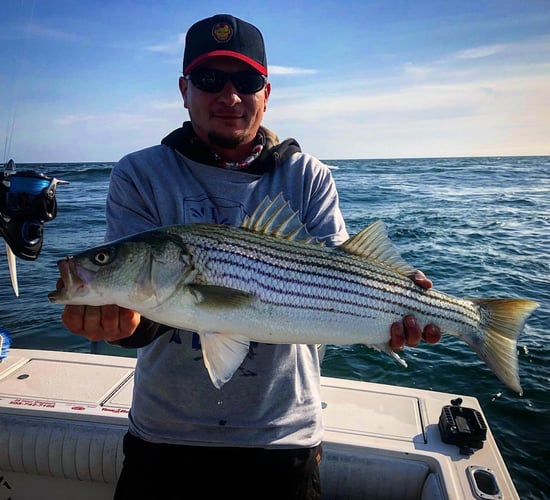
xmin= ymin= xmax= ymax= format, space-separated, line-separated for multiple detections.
xmin=468 ymin=298 xmax=539 ymax=395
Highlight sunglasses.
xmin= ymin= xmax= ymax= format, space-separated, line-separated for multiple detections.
xmin=185 ymin=68 xmax=267 ymax=94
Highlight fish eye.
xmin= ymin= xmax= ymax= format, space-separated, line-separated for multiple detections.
xmin=93 ymin=249 xmax=111 ymax=265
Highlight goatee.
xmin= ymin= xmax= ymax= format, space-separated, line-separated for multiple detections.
xmin=207 ymin=131 xmax=244 ymax=150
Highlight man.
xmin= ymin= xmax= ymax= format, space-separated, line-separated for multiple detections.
xmin=60 ymin=14 xmax=441 ymax=499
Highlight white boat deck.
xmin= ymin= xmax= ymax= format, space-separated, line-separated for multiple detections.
xmin=0 ymin=349 xmax=518 ymax=499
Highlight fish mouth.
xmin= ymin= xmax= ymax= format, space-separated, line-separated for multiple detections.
xmin=48 ymin=257 xmax=92 ymax=303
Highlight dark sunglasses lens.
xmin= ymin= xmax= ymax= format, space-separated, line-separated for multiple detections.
xmin=232 ymin=72 xmax=266 ymax=94
xmin=190 ymin=69 xmax=226 ymax=93
xmin=190 ymin=69 xmax=266 ymax=94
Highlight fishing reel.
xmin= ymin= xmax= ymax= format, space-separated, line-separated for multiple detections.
xmin=0 ymin=160 xmax=68 ymax=260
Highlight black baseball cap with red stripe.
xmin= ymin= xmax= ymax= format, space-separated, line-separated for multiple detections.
xmin=183 ymin=14 xmax=268 ymax=76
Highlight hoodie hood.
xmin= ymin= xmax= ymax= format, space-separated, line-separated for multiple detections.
xmin=161 ymin=122 xmax=301 ymax=174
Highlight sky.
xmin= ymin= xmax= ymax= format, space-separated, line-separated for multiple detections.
xmin=1 ymin=0 xmax=549 ymax=163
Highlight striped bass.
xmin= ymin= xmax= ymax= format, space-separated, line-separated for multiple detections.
xmin=48 ymin=194 xmax=539 ymax=392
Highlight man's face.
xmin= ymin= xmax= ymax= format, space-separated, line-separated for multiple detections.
xmin=179 ymin=57 xmax=271 ymax=158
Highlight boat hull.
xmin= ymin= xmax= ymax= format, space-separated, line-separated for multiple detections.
xmin=0 ymin=349 xmax=518 ymax=499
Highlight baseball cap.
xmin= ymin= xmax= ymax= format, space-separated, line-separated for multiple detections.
xmin=183 ymin=14 xmax=267 ymax=76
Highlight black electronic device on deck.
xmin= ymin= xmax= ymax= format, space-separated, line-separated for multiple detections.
xmin=438 ymin=397 xmax=488 ymax=455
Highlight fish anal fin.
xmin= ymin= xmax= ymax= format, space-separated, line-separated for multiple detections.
xmin=200 ymin=331 xmax=250 ymax=389
xmin=341 ymin=220 xmax=416 ymax=276
xmin=367 ymin=342 xmax=408 ymax=368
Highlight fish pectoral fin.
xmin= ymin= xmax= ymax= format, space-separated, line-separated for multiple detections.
xmin=190 ymin=284 xmax=254 ymax=310
xmin=367 ymin=343 xmax=408 ymax=368
xmin=199 ymin=331 xmax=250 ymax=389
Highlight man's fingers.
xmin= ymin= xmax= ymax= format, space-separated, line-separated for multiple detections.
xmin=82 ymin=305 xmax=103 ymax=333
xmin=61 ymin=304 xmax=85 ymax=334
xmin=423 ymin=324 xmax=442 ymax=344
xmin=61 ymin=304 xmax=137 ymax=342
xmin=403 ymin=315 xmax=422 ymax=347
xmin=98 ymin=304 xmax=126 ymax=339
xmin=119 ymin=308 xmax=141 ymax=337
xmin=390 ymin=321 xmax=406 ymax=350
xmin=390 ymin=315 xmax=441 ymax=351
xmin=407 ymin=269 xmax=433 ymax=290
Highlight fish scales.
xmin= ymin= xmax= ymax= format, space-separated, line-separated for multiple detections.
xmin=184 ymin=224 xmax=482 ymax=328
xmin=49 ymin=194 xmax=539 ymax=392
xmin=123 ymin=223 xmax=495 ymax=335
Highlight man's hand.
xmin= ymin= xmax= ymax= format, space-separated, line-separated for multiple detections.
xmin=390 ymin=315 xmax=442 ymax=350
xmin=56 ymin=277 xmax=140 ymax=342
xmin=389 ymin=270 xmax=442 ymax=349
xmin=61 ymin=304 xmax=141 ymax=343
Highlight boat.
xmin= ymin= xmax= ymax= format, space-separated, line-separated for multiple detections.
xmin=0 ymin=347 xmax=517 ymax=499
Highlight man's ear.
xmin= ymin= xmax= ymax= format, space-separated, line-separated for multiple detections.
xmin=263 ymin=81 xmax=271 ymax=111
xmin=179 ymin=77 xmax=189 ymax=108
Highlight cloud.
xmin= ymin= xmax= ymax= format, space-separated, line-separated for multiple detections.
xmin=454 ymin=44 xmax=507 ymax=60
xmin=268 ymin=65 xmax=317 ymax=75
xmin=55 ymin=114 xmax=99 ymax=126
xmin=403 ymin=62 xmax=433 ymax=79
xmin=451 ymin=35 xmax=550 ymax=64
xmin=13 ymin=29 xmax=550 ymax=162
xmin=396 ymin=34 xmax=550 ymax=88
xmin=265 ymin=66 xmax=550 ymax=159
xmin=55 ymin=111 xmax=167 ymax=128
xmin=144 ymin=33 xmax=186 ymax=54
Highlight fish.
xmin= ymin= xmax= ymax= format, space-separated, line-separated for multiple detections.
xmin=48 ymin=194 xmax=539 ymax=392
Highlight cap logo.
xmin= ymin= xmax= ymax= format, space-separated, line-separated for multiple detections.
xmin=212 ymin=22 xmax=233 ymax=43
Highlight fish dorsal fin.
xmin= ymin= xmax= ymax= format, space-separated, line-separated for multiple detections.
xmin=340 ymin=220 xmax=416 ymax=276
xmin=241 ymin=193 xmax=321 ymax=244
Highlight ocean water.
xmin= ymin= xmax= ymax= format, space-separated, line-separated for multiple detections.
xmin=1 ymin=156 xmax=548 ymax=499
